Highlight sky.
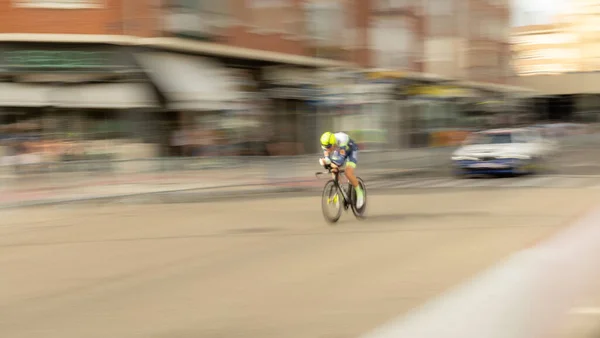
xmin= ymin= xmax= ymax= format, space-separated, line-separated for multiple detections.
xmin=511 ymin=0 xmax=571 ymax=26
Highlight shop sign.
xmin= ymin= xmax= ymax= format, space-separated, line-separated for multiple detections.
xmin=367 ymin=70 xmax=405 ymax=81
xmin=406 ymin=85 xmax=474 ymax=98
xmin=2 ymin=50 xmax=118 ymax=69
xmin=0 ymin=45 xmax=133 ymax=71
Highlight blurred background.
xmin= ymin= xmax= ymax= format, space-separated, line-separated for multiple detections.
xmin=0 ymin=0 xmax=598 ymax=190
xmin=6 ymin=2 xmax=600 ymax=338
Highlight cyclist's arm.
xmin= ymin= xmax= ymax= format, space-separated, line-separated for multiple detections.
xmin=319 ymin=147 xmax=332 ymax=168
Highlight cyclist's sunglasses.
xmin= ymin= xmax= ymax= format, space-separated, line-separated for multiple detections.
xmin=322 ymin=144 xmax=333 ymax=149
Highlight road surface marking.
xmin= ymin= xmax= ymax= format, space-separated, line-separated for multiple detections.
xmin=434 ymin=179 xmax=475 ymax=188
xmin=505 ymin=176 xmax=554 ymax=187
xmin=361 ymin=207 xmax=600 ymax=338
xmin=546 ymin=177 xmax=573 ymax=188
xmin=418 ymin=178 xmax=457 ymax=188
xmin=569 ymin=307 xmax=600 ymax=315
xmin=391 ymin=179 xmax=436 ymax=188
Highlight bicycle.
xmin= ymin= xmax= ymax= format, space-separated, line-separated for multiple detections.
xmin=316 ymin=167 xmax=367 ymax=224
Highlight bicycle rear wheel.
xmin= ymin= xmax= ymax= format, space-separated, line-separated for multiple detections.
xmin=321 ymin=180 xmax=343 ymax=224
xmin=351 ymin=177 xmax=367 ymax=219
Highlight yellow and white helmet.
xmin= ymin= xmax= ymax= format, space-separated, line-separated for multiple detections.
xmin=320 ymin=132 xmax=336 ymax=149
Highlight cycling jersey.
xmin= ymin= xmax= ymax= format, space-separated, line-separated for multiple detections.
xmin=322 ymin=132 xmax=359 ymax=168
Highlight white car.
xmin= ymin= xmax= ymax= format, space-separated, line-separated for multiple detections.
xmin=451 ymin=128 xmax=557 ymax=176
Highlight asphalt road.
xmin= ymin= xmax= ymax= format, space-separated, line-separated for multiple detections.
xmin=1 ymin=188 xmax=599 ymax=338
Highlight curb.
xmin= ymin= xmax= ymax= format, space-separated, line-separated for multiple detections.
xmin=0 ymin=184 xmax=314 ymax=210
xmin=0 ymin=186 xmax=320 ymax=210
xmin=0 ymin=168 xmax=431 ymax=210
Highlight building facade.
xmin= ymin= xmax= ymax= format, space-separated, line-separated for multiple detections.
xmin=509 ymin=1 xmax=600 ymax=122
xmin=511 ymin=23 xmax=580 ymax=76
xmin=423 ymin=0 xmax=512 ymax=84
xmin=511 ymin=0 xmax=600 ymax=77
xmin=0 ymin=0 xmax=376 ymax=160
xmin=0 ymin=0 xmax=532 ymax=164
xmin=369 ymin=0 xmax=425 ymax=72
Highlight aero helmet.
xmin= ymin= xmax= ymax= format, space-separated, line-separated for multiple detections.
xmin=320 ymin=132 xmax=336 ymax=148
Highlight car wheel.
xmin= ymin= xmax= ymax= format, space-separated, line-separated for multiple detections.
xmin=512 ymin=160 xmax=530 ymax=176
xmin=452 ymin=168 xmax=467 ymax=178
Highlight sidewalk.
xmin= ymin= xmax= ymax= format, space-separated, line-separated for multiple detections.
xmin=0 ymin=166 xmax=426 ymax=209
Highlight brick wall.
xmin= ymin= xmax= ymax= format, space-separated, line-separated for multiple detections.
xmin=0 ymin=0 xmax=369 ymax=65
xmin=0 ymin=0 xmax=125 ymax=35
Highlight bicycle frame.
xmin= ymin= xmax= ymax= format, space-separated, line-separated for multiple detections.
xmin=317 ymin=167 xmax=367 ymax=223
xmin=317 ymin=169 xmax=353 ymax=208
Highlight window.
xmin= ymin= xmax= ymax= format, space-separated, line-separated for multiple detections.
xmin=467 ymin=132 xmax=514 ymax=145
xmin=12 ymin=0 xmax=103 ymax=8
xmin=371 ymin=17 xmax=415 ymax=68
xmin=305 ymin=1 xmax=345 ymax=45
xmin=249 ymin=0 xmax=297 ymax=34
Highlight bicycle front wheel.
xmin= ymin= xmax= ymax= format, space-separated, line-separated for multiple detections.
xmin=321 ymin=180 xmax=343 ymax=224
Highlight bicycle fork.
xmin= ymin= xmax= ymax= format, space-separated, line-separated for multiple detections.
xmin=327 ymin=182 xmax=352 ymax=209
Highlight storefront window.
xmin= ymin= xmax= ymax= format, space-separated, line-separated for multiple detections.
xmin=421 ymin=100 xmax=463 ymax=130
xmin=84 ymin=111 xmax=129 ymax=140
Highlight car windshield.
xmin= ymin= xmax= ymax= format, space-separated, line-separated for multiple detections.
xmin=467 ymin=132 xmax=514 ymax=145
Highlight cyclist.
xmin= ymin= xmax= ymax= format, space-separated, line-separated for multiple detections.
xmin=318 ymin=131 xmax=364 ymax=208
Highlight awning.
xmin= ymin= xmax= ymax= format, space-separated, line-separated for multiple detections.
xmin=0 ymin=82 xmax=157 ymax=108
xmin=0 ymin=83 xmax=51 ymax=107
xmin=53 ymin=83 xmax=158 ymax=108
xmin=135 ymin=52 xmax=244 ymax=111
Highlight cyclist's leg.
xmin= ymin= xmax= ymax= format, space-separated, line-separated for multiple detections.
xmin=345 ymin=149 xmax=364 ymax=203
xmin=345 ymin=152 xmax=359 ymax=188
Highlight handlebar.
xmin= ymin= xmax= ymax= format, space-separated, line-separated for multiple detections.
xmin=315 ymin=167 xmax=345 ymax=177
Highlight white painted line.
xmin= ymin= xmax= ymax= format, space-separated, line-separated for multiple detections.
xmin=360 ymin=207 xmax=600 ymax=338
xmin=461 ymin=179 xmax=502 ymax=188
xmin=427 ymin=179 xmax=462 ymax=188
xmin=464 ymin=179 xmax=499 ymax=187
xmin=377 ymin=180 xmax=411 ymax=189
xmin=392 ymin=179 xmax=434 ymax=188
xmin=432 ymin=179 xmax=475 ymax=188
xmin=545 ymin=177 xmax=573 ymax=188
xmin=406 ymin=179 xmax=453 ymax=188
xmin=564 ymin=162 xmax=595 ymax=168
xmin=505 ymin=176 xmax=554 ymax=188
xmin=559 ymin=177 xmax=594 ymax=188
xmin=418 ymin=178 xmax=457 ymax=188
xmin=569 ymin=307 xmax=600 ymax=315
xmin=549 ymin=174 xmax=600 ymax=178
xmin=570 ymin=178 xmax=596 ymax=188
